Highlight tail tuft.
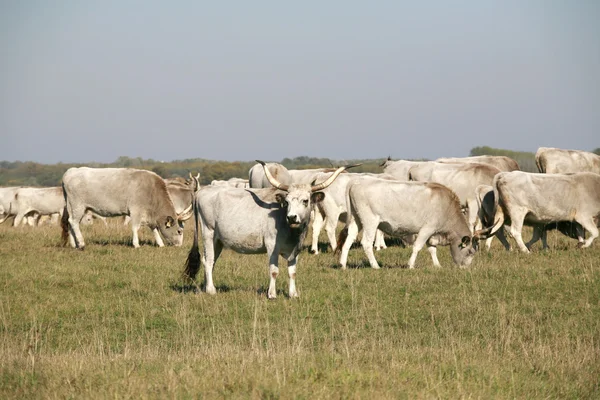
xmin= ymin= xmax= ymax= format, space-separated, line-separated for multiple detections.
xmin=60 ymin=206 xmax=69 ymax=246
xmin=335 ymin=227 xmax=349 ymax=255
xmin=183 ymin=241 xmax=201 ymax=281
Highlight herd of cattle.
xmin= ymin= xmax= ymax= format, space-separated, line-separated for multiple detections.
xmin=1 ymin=147 xmax=599 ymax=299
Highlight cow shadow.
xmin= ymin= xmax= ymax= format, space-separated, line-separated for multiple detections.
xmin=329 ymin=260 xmax=408 ymax=270
xmin=170 ymin=282 xmax=232 ymax=294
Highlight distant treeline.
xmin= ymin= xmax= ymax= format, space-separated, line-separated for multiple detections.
xmin=1 ymin=147 xmax=598 ymax=187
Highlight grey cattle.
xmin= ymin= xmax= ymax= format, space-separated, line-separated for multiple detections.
xmin=184 ymin=161 xmax=354 ymax=299
xmin=535 ymin=147 xmax=600 ymax=174
xmin=338 ymin=177 xmax=485 ymax=269
xmin=248 ymin=162 xmax=292 ymax=188
xmin=380 ymin=158 xmax=429 ymax=181
xmin=408 ymin=162 xmax=502 ymax=233
xmin=436 ymin=155 xmax=520 ymax=172
xmin=61 ymin=167 xmax=192 ymax=249
xmin=309 ymin=171 xmax=396 ymax=254
xmin=476 ymin=184 xmax=584 ymax=251
xmin=487 ymin=171 xmax=600 ymax=252
xmin=210 ymin=178 xmax=249 ymax=188
xmin=9 ymin=187 xmax=65 ymax=227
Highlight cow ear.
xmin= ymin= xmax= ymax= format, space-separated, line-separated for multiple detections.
xmin=460 ymin=236 xmax=471 ymax=248
xmin=275 ymin=193 xmax=287 ymax=206
xmin=166 ymin=216 xmax=175 ymax=228
xmin=311 ymin=192 xmax=325 ymax=204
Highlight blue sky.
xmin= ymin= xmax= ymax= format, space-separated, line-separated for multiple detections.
xmin=1 ymin=1 xmax=598 ymax=163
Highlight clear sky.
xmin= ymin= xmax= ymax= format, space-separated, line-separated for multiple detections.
xmin=1 ymin=1 xmax=598 ymax=164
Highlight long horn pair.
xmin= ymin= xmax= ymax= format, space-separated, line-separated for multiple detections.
xmin=256 ymin=160 xmax=289 ymax=191
xmin=188 ymin=172 xmax=201 ymax=193
xmin=178 ymin=172 xmax=200 ymax=221
xmin=310 ymin=164 xmax=361 ymax=192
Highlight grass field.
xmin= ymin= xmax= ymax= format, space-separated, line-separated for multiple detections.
xmin=1 ymin=221 xmax=599 ymax=399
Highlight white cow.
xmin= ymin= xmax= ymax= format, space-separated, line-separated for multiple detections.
xmin=184 ymin=161 xmax=355 ymax=298
xmin=62 ymin=167 xmax=192 ymax=249
xmin=535 ymin=147 xmax=600 ymax=174
xmin=436 ymin=155 xmax=520 ymax=172
xmin=488 ymin=171 xmax=600 ymax=252
xmin=408 ymin=162 xmax=502 ymax=234
xmin=308 ymin=171 xmax=396 ymax=254
xmin=338 ymin=177 xmax=485 ymax=269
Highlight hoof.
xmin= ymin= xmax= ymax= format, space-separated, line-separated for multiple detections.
xmin=577 ymin=242 xmax=585 ymax=249
xmin=309 ymin=249 xmax=318 ymax=255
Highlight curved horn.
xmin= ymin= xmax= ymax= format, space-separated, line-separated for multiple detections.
xmin=256 ymin=160 xmax=289 ymax=191
xmin=177 ymin=203 xmax=194 ymax=221
xmin=472 ymin=224 xmax=495 ymax=240
xmin=379 ymin=156 xmax=392 ymax=167
xmin=310 ymin=163 xmax=362 ymax=192
xmin=190 ymin=173 xmax=201 ymax=193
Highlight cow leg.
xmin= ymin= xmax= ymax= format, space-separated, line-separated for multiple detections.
xmin=13 ymin=213 xmax=26 ymax=227
xmin=526 ymin=225 xmax=544 ymax=250
xmin=508 ymin=212 xmax=529 ymax=253
xmin=324 ymin=211 xmax=342 ymax=252
xmin=374 ymin=229 xmax=387 ymax=251
xmin=407 ymin=229 xmax=435 ymax=268
xmin=339 ymin=220 xmax=359 ymax=270
xmin=202 ymin=235 xmax=223 ymax=295
xmin=466 ymin=199 xmax=479 ymax=234
xmin=310 ymin=208 xmax=325 ymax=254
xmin=540 ymin=228 xmax=549 ymax=250
xmin=287 ymin=257 xmax=299 ymax=298
xmin=131 ymin=221 xmax=142 ymax=248
xmin=495 ymin=228 xmax=512 ymax=251
xmin=575 ymin=218 xmax=598 ymax=248
xmin=152 ymin=228 xmax=165 ymax=247
xmin=267 ymin=250 xmax=280 ymax=299
xmin=360 ymin=221 xmax=380 ymax=269
xmin=427 ymin=246 xmax=441 ymax=267
xmin=67 ymin=208 xmax=86 ymax=249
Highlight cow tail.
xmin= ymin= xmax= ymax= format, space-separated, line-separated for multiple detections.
xmin=60 ymin=206 xmax=69 ymax=246
xmin=488 ymin=175 xmax=505 ymax=236
xmin=183 ymin=187 xmax=201 ymax=281
xmin=335 ymin=181 xmax=355 ymax=255
xmin=535 ymin=153 xmax=545 ymax=173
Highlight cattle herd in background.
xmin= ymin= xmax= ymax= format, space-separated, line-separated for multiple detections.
xmin=0 ymin=147 xmax=599 ymax=299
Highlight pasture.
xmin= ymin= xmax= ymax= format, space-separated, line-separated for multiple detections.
xmin=1 ymin=221 xmax=599 ymax=398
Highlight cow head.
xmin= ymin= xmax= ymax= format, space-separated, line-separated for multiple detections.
xmin=157 ymin=215 xmax=184 ymax=246
xmin=257 ymin=160 xmax=357 ymax=229
xmin=447 ymin=236 xmax=476 ymax=267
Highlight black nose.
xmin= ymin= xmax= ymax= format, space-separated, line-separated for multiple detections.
xmin=287 ymin=215 xmax=298 ymax=224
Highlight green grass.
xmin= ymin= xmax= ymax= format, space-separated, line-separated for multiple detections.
xmin=1 ymin=221 xmax=599 ymax=399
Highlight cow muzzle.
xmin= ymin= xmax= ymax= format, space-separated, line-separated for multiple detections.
xmin=287 ymin=215 xmax=300 ymax=227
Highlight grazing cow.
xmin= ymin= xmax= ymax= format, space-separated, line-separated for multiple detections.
xmin=408 ymin=162 xmax=502 ymax=233
xmin=487 ymin=171 xmax=600 ymax=253
xmin=61 ymin=167 xmax=192 ymax=249
xmin=535 ymin=147 xmax=600 ymax=174
xmin=475 ymin=185 xmax=583 ymax=251
xmin=436 ymin=155 xmax=520 ymax=172
xmin=248 ymin=162 xmax=292 ymax=188
xmin=308 ymin=171 xmax=397 ymax=254
xmin=184 ymin=161 xmax=355 ymax=298
xmin=9 ymin=187 xmax=65 ymax=227
xmin=338 ymin=177 xmax=486 ymax=269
